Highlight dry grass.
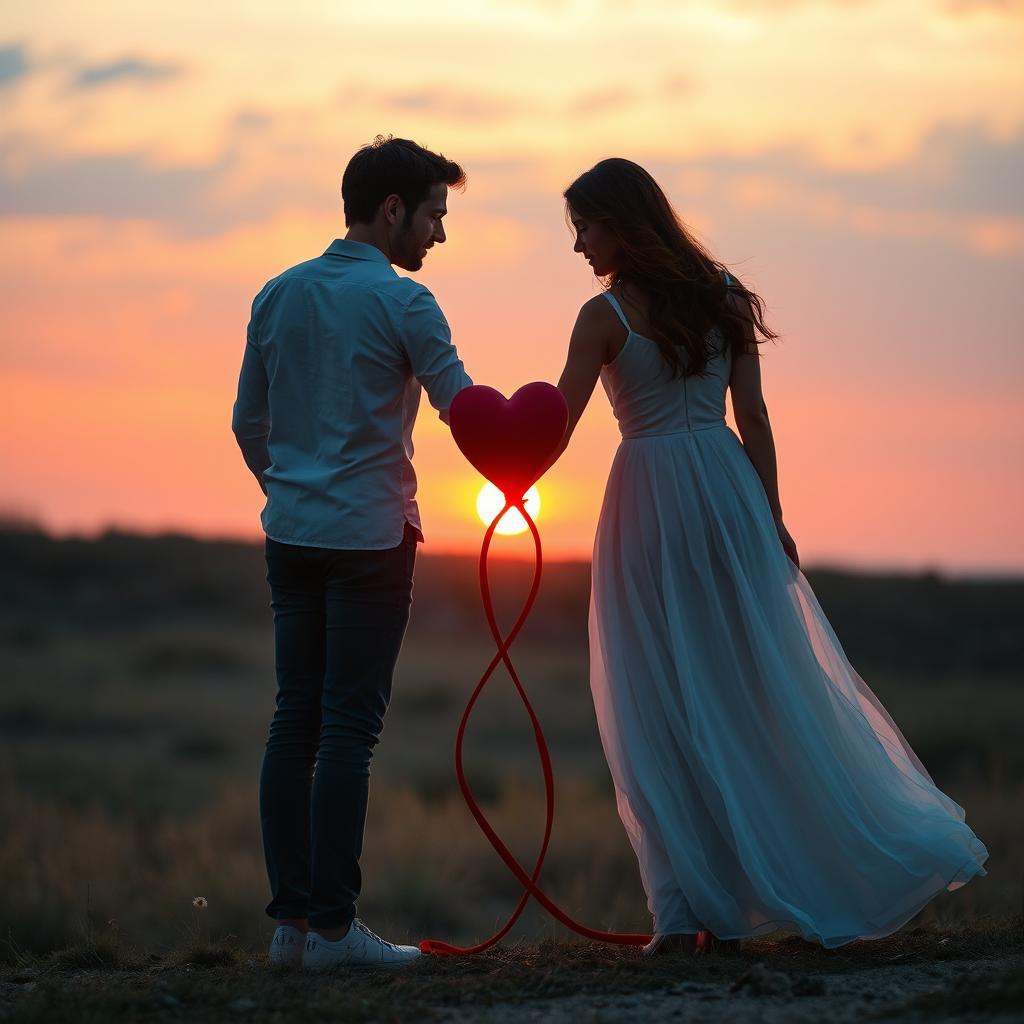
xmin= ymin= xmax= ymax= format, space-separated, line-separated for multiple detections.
xmin=1 ymin=690 xmax=1020 ymax=967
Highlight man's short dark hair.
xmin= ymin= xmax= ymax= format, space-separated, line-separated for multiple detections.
xmin=342 ymin=135 xmax=466 ymax=227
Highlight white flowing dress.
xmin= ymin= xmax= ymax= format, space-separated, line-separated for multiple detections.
xmin=588 ymin=288 xmax=988 ymax=947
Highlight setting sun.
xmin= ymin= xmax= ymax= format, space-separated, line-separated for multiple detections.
xmin=476 ymin=483 xmax=541 ymax=536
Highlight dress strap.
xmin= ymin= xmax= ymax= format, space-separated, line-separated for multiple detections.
xmin=602 ymin=292 xmax=631 ymax=332
xmin=723 ymin=270 xmax=734 ymax=287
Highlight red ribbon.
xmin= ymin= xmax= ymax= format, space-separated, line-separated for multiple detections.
xmin=419 ymin=498 xmax=653 ymax=956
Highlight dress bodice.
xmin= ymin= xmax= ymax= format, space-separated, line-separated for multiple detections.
xmin=599 ymin=290 xmax=732 ymax=438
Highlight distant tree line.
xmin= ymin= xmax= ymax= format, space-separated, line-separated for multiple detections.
xmin=1 ymin=528 xmax=1021 ymax=674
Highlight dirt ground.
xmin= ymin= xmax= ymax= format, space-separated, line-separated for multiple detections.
xmin=3 ymin=943 xmax=1022 ymax=1023
xmin=437 ymin=956 xmax=1024 ymax=1023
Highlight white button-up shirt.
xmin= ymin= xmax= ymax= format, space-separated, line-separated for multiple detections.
xmin=231 ymin=239 xmax=473 ymax=549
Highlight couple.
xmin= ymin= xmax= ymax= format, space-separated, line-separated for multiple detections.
xmin=231 ymin=136 xmax=988 ymax=971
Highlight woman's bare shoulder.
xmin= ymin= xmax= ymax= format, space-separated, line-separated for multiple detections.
xmin=568 ymin=294 xmax=624 ymax=367
xmin=573 ymin=293 xmax=624 ymax=336
xmin=577 ymin=292 xmax=617 ymax=318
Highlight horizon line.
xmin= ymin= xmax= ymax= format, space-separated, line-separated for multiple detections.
xmin=4 ymin=520 xmax=1022 ymax=583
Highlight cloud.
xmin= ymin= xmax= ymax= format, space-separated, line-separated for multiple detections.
xmin=716 ymin=174 xmax=1023 ymax=255
xmin=912 ymin=122 xmax=1024 ymax=217
xmin=568 ymin=88 xmax=638 ymax=117
xmin=0 ymin=105 xmax=324 ymax=235
xmin=69 ymin=56 xmax=182 ymax=91
xmin=341 ymin=80 xmax=687 ymax=124
xmin=339 ymin=84 xmax=528 ymax=124
xmin=0 ymin=149 xmax=235 ymax=232
xmin=644 ymin=120 xmax=1024 ymax=256
xmin=943 ymin=0 xmax=1024 ymax=14
xmin=724 ymin=0 xmax=873 ymax=9
xmin=0 ymin=43 xmax=29 ymax=89
xmin=3 ymin=106 xmax=1017 ymax=257
xmin=661 ymin=73 xmax=696 ymax=97
xmin=676 ymin=121 xmax=1023 ymax=218
xmin=231 ymin=109 xmax=273 ymax=134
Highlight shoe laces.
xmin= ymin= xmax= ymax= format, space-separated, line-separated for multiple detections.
xmin=353 ymin=918 xmax=399 ymax=951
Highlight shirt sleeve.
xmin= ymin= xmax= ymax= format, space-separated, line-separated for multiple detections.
xmin=401 ymin=287 xmax=473 ymax=420
xmin=231 ymin=291 xmax=272 ymax=484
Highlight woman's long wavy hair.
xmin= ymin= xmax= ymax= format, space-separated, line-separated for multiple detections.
xmin=564 ymin=158 xmax=778 ymax=377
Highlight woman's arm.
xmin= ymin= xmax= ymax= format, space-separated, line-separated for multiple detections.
xmin=536 ymin=297 xmax=615 ymax=479
xmin=727 ymin=293 xmax=800 ymax=567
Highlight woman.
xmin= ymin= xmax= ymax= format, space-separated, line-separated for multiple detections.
xmin=551 ymin=158 xmax=988 ymax=955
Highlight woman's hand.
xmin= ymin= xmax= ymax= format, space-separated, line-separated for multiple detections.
xmin=774 ymin=517 xmax=800 ymax=569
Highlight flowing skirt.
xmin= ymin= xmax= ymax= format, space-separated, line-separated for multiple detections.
xmin=589 ymin=426 xmax=988 ymax=947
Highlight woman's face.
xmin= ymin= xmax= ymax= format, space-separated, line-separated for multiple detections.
xmin=569 ymin=206 xmax=619 ymax=277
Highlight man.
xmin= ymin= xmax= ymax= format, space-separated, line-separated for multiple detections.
xmin=231 ymin=135 xmax=473 ymax=971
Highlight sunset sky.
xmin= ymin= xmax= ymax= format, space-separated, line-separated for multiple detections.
xmin=3 ymin=0 xmax=1022 ymax=573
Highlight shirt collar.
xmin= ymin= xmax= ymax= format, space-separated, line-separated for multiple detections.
xmin=324 ymin=238 xmax=393 ymax=266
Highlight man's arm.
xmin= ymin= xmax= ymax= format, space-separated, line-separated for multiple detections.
xmin=401 ymin=288 xmax=473 ymax=423
xmin=231 ymin=336 xmax=271 ymax=494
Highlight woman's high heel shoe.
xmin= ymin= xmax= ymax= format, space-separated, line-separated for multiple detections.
xmin=697 ymin=930 xmax=742 ymax=955
xmin=641 ymin=932 xmax=700 ymax=957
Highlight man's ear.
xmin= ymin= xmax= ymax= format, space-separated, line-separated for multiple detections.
xmin=383 ymin=194 xmax=404 ymax=226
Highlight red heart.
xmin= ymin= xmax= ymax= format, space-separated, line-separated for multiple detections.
xmin=450 ymin=383 xmax=568 ymax=501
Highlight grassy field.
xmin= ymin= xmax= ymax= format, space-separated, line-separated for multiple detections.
xmin=1 ymin=528 xmax=1021 ymax=969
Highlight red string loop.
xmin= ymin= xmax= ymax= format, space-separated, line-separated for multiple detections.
xmin=419 ymin=499 xmax=652 ymax=956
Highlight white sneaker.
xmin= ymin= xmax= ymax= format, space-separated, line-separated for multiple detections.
xmin=302 ymin=919 xmax=422 ymax=971
xmin=268 ymin=924 xmax=306 ymax=967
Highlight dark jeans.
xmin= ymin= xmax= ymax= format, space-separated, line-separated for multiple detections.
xmin=259 ymin=524 xmax=416 ymax=931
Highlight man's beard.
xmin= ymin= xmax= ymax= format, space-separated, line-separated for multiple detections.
xmin=394 ymin=226 xmax=424 ymax=272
